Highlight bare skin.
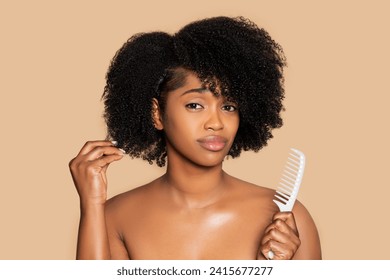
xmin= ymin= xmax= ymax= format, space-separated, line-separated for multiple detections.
xmin=69 ymin=72 xmax=321 ymax=260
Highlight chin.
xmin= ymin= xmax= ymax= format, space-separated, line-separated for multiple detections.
xmin=192 ymin=153 xmax=227 ymax=168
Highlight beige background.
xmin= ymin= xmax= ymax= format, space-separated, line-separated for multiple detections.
xmin=1 ymin=0 xmax=389 ymax=259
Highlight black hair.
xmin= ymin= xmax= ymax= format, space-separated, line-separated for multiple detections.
xmin=103 ymin=16 xmax=286 ymax=167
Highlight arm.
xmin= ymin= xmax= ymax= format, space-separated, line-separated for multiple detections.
xmin=69 ymin=140 xmax=124 ymax=259
xmin=77 ymin=202 xmax=109 ymax=259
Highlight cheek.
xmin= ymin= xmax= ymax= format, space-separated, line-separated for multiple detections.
xmin=163 ymin=110 xmax=198 ymax=137
xmin=226 ymin=115 xmax=240 ymax=135
xmin=234 ymin=115 xmax=240 ymax=130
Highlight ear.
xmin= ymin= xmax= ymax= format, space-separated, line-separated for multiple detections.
xmin=151 ymin=98 xmax=164 ymax=130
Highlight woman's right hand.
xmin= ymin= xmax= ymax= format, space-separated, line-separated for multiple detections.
xmin=69 ymin=140 xmax=125 ymax=205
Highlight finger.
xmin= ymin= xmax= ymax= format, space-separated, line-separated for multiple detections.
xmin=263 ymin=218 xmax=294 ymax=237
xmin=92 ymin=153 xmax=124 ymax=169
xmin=260 ymin=239 xmax=293 ymax=260
xmin=84 ymin=146 xmax=125 ymax=161
xmin=70 ymin=148 xmax=124 ymax=177
xmin=272 ymin=212 xmax=298 ymax=233
xmin=261 ymin=226 xmax=300 ymax=247
xmin=77 ymin=140 xmax=117 ymax=156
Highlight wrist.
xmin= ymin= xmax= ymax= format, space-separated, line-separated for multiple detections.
xmin=79 ymin=199 xmax=106 ymax=213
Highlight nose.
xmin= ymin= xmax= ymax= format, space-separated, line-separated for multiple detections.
xmin=204 ymin=108 xmax=224 ymax=131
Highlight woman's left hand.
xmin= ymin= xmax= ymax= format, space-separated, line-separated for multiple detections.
xmin=258 ymin=212 xmax=301 ymax=260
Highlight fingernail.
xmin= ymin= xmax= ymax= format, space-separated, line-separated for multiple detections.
xmin=119 ymin=148 xmax=126 ymax=154
xmin=111 ymin=140 xmax=118 ymax=146
xmin=267 ymin=250 xmax=274 ymax=260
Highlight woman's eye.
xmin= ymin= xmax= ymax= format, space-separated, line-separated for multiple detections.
xmin=185 ymin=103 xmax=203 ymax=110
xmin=222 ymin=105 xmax=237 ymax=112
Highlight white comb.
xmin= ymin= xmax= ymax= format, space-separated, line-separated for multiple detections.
xmin=273 ymin=148 xmax=306 ymax=212
xmin=267 ymin=148 xmax=305 ymax=260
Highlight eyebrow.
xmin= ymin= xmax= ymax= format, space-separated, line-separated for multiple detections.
xmin=181 ymin=87 xmax=209 ymax=96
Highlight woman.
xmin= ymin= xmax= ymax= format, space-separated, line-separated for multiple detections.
xmin=69 ymin=16 xmax=321 ymax=260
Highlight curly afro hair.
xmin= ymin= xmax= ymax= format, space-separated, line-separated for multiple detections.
xmin=103 ymin=16 xmax=286 ymax=167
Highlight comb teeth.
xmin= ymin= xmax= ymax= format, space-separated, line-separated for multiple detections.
xmin=273 ymin=148 xmax=305 ymax=212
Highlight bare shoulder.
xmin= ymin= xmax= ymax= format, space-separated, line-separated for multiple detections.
xmin=105 ymin=179 xmax=157 ymax=216
xmin=291 ymin=200 xmax=322 ymax=259
xmin=226 ymin=174 xmax=277 ymax=203
xmin=228 ymin=174 xmax=321 ymax=259
xmin=224 ymin=174 xmax=279 ymax=218
xmin=103 ymin=180 xmax=161 ymax=260
xmin=292 ymin=200 xmax=316 ymax=222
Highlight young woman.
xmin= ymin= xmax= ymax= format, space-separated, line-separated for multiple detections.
xmin=69 ymin=16 xmax=321 ymax=260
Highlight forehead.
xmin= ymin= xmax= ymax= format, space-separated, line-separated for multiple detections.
xmin=182 ymin=71 xmax=203 ymax=88
xmin=174 ymin=70 xmax=224 ymax=97
xmin=167 ymin=74 xmax=209 ymax=98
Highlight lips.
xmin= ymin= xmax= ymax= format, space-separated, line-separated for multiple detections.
xmin=197 ymin=135 xmax=228 ymax=152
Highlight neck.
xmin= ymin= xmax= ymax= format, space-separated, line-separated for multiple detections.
xmin=162 ymin=159 xmax=227 ymax=209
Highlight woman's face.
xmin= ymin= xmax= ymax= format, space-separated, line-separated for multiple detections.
xmin=154 ymin=71 xmax=240 ymax=167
